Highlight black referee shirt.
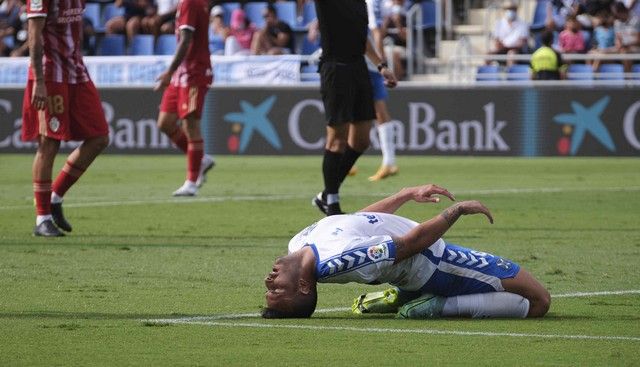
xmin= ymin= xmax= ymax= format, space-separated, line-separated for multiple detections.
xmin=315 ymin=0 xmax=368 ymax=62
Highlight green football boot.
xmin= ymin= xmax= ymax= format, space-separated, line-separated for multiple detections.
xmin=352 ymin=288 xmax=402 ymax=314
xmin=396 ymin=293 xmax=446 ymax=319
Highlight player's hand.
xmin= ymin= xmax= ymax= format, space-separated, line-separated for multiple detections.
xmin=31 ymin=80 xmax=47 ymax=111
xmin=381 ymin=67 xmax=397 ymax=88
xmin=409 ymin=184 xmax=455 ymax=204
xmin=154 ymin=70 xmax=172 ymax=92
xmin=457 ymin=200 xmax=494 ymax=224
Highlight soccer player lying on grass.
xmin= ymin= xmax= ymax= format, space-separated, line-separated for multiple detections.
xmin=262 ymin=184 xmax=550 ymax=319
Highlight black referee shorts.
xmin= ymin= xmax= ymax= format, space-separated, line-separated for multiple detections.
xmin=319 ymin=59 xmax=376 ymax=126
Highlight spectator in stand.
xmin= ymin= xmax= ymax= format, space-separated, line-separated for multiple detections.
xmin=225 ymin=8 xmax=255 ymax=55
xmin=381 ymin=0 xmax=407 ymax=80
xmin=531 ymin=30 xmax=566 ymax=79
xmin=106 ymin=0 xmax=155 ymax=44
xmin=209 ymin=5 xmax=228 ymax=55
xmin=250 ymin=4 xmax=294 ymax=55
xmin=0 ymin=0 xmax=21 ymax=56
xmin=559 ymin=15 xmax=586 ymax=53
xmin=589 ymin=10 xmax=616 ymax=70
xmin=489 ymin=0 xmax=530 ymax=67
xmin=613 ymin=1 xmax=640 ymax=71
xmin=145 ymin=0 xmax=178 ymax=37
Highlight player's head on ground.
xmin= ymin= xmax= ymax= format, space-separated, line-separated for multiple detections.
xmin=262 ymin=252 xmax=318 ymax=318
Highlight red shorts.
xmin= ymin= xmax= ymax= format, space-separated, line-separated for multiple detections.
xmin=159 ymin=84 xmax=209 ymax=119
xmin=21 ymin=80 xmax=109 ymax=142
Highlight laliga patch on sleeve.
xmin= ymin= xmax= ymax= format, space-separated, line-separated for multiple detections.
xmin=367 ymin=243 xmax=389 ymax=261
xmin=30 ymin=0 xmax=43 ymax=11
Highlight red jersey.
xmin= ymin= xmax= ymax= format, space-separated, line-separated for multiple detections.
xmin=172 ymin=0 xmax=213 ymax=87
xmin=26 ymin=0 xmax=90 ymax=84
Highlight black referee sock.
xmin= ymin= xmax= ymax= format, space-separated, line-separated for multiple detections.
xmin=322 ymin=150 xmax=343 ymax=198
xmin=337 ymin=146 xmax=363 ymax=184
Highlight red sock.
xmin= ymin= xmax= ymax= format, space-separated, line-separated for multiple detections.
xmin=34 ymin=180 xmax=52 ymax=215
xmin=169 ymin=128 xmax=188 ymax=153
xmin=187 ymin=139 xmax=204 ymax=182
xmin=52 ymin=160 xmax=86 ymax=198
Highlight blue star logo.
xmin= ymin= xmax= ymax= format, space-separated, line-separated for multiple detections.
xmin=553 ymin=96 xmax=616 ymax=155
xmin=223 ymin=96 xmax=282 ymax=153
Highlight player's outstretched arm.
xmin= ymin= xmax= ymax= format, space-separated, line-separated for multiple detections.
xmin=393 ymin=201 xmax=493 ymax=263
xmin=359 ymin=184 xmax=455 ymax=214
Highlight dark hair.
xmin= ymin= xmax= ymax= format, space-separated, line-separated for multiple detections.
xmin=261 ymin=289 xmax=317 ymax=319
xmin=613 ymin=1 xmax=628 ymax=13
xmin=266 ymin=4 xmax=277 ymax=15
xmin=540 ymin=30 xmax=554 ymax=46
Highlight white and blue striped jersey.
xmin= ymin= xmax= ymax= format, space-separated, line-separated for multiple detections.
xmin=288 ymin=213 xmax=446 ymax=291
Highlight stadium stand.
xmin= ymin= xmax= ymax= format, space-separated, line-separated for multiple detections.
xmin=301 ymin=1 xmax=318 ymax=29
xmin=244 ymin=2 xmax=268 ymax=29
xmin=155 ymin=34 xmax=177 ymax=55
xmin=597 ymin=63 xmax=625 ymax=80
xmin=222 ymin=2 xmax=241 ymax=26
xmin=98 ymin=34 xmax=126 ymax=56
xmin=85 ymin=3 xmax=103 ymax=32
xmin=567 ymin=63 xmax=593 ymax=80
xmin=506 ymin=64 xmax=530 ymax=80
xmin=475 ymin=64 xmax=501 ymax=81
xmin=274 ymin=1 xmax=298 ymax=29
xmin=129 ymin=34 xmax=155 ymax=56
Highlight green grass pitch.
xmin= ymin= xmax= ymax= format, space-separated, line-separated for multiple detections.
xmin=0 ymin=154 xmax=639 ymax=366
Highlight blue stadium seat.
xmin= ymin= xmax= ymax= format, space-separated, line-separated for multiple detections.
xmin=631 ymin=64 xmax=640 ymax=80
xmin=567 ymin=63 xmax=593 ymax=80
xmin=102 ymin=3 xmax=124 ymax=27
xmin=530 ymin=0 xmax=550 ymax=31
xmin=244 ymin=2 xmax=268 ymax=28
xmin=129 ymin=34 xmax=154 ymax=55
xmin=506 ymin=64 xmax=531 ymax=80
xmin=301 ymin=36 xmax=320 ymax=55
xmin=421 ymin=0 xmax=436 ymax=29
xmin=84 ymin=3 xmax=102 ymax=32
xmin=222 ymin=2 xmax=241 ymax=26
xmin=301 ymin=64 xmax=320 ymax=82
xmin=301 ymin=1 xmax=317 ymax=28
xmin=155 ymin=34 xmax=177 ymax=55
xmin=476 ymin=65 xmax=501 ymax=81
xmin=597 ymin=63 xmax=624 ymax=80
xmin=98 ymin=34 xmax=125 ymax=56
xmin=274 ymin=1 xmax=297 ymax=28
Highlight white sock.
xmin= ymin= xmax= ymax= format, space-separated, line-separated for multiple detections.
xmin=51 ymin=192 xmax=63 ymax=204
xmin=442 ymin=292 xmax=530 ymax=318
xmin=326 ymin=193 xmax=339 ymax=205
xmin=36 ymin=215 xmax=52 ymax=226
xmin=377 ymin=123 xmax=395 ymax=166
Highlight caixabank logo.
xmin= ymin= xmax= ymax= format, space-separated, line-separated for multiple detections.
xmin=553 ymin=96 xmax=616 ymax=156
xmin=548 ymin=92 xmax=640 ymax=156
xmin=222 ymin=96 xmax=282 ymax=154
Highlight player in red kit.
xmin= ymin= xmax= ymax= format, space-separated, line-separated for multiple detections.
xmin=22 ymin=0 xmax=110 ymax=237
xmin=155 ymin=0 xmax=214 ymax=196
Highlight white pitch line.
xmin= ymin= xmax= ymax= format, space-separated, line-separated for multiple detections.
xmin=143 ymin=289 xmax=640 ymax=324
xmin=3 ymin=186 xmax=640 ymax=211
xmin=147 ymin=321 xmax=640 ymax=342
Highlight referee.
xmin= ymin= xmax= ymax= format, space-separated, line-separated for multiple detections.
xmin=312 ymin=0 xmax=398 ymax=216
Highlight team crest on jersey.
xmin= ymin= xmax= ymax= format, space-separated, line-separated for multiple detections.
xmin=30 ymin=0 xmax=43 ymax=11
xmin=49 ymin=117 xmax=60 ymax=132
xmin=367 ymin=244 xmax=389 ymax=261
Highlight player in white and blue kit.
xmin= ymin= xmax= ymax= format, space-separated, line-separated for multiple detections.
xmin=366 ymin=0 xmax=399 ymax=181
xmin=263 ymin=183 xmax=550 ymax=319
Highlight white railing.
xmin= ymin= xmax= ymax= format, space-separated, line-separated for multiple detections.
xmin=406 ymin=0 xmax=442 ymax=78
xmin=448 ymin=53 xmax=640 ymax=83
